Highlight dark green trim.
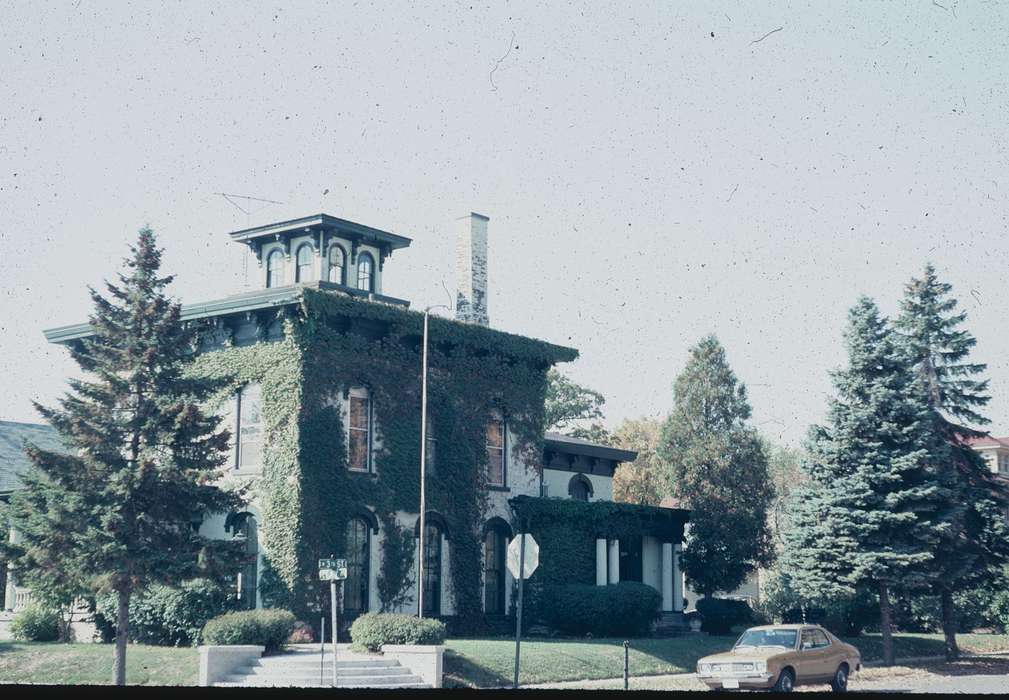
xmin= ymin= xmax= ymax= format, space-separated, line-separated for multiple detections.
xmin=228 ymin=213 xmax=412 ymax=251
xmin=544 ymin=432 xmax=637 ymax=463
xmin=43 ymin=282 xmax=411 ymax=344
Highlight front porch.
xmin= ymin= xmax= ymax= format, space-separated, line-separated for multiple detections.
xmin=508 ymin=494 xmax=690 ymax=634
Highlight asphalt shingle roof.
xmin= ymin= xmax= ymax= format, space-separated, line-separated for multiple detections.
xmin=0 ymin=420 xmax=64 ymax=494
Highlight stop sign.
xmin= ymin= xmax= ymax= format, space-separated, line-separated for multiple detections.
xmin=506 ymin=534 xmax=539 ymax=579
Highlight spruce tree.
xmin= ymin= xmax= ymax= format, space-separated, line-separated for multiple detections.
xmin=1 ymin=228 xmax=244 ymax=684
xmin=895 ymin=263 xmax=1009 ymax=660
xmin=658 ymin=335 xmax=775 ymax=596
xmin=783 ymin=297 xmax=955 ymax=666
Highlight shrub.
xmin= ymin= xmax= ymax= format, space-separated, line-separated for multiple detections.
xmin=695 ymin=597 xmax=753 ymax=635
xmin=202 ymin=609 xmax=297 ymax=652
xmin=988 ymin=589 xmax=1009 ymax=633
xmin=288 ymin=621 xmax=314 ymax=643
xmin=10 ymin=603 xmax=60 ymax=642
xmin=350 ymin=613 xmax=447 ymax=652
xmin=541 ymin=582 xmax=661 ymax=637
xmin=96 ymin=578 xmax=235 ymax=646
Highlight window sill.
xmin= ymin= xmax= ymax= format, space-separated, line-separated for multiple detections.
xmin=487 ymin=485 xmax=510 ymax=492
xmin=348 ymin=469 xmax=377 ymax=478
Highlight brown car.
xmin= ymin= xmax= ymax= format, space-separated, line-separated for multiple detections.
xmin=696 ymin=624 xmax=861 ymax=692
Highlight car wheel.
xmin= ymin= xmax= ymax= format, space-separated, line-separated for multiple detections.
xmin=830 ymin=664 xmax=848 ymax=693
xmin=772 ymin=668 xmax=795 ymax=693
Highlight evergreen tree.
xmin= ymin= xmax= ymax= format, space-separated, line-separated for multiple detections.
xmin=783 ymin=297 xmax=956 ymax=665
xmin=895 ymin=263 xmax=1009 ymax=659
xmin=1 ymin=229 xmax=244 ymax=684
xmin=658 ymin=335 xmax=775 ymax=596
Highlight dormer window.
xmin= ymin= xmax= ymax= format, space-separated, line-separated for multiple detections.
xmin=295 ymin=244 xmax=315 ymax=283
xmin=357 ymin=252 xmax=375 ymax=292
xmin=266 ymin=250 xmax=285 ymax=288
xmin=327 ymin=245 xmax=346 ymax=285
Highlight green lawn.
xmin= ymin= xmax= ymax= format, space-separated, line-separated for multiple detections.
xmin=0 ymin=642 xmax=197 ymax=685
xmin=443 ymin=633 xmax=1009 ymax=688
xmin=3 ymin=633 xmax=1007 ymax=687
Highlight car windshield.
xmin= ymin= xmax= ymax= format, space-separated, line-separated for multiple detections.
xmin=734 ymin=628 xmax=798 ymax=649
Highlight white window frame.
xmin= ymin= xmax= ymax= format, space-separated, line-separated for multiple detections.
xmin=235 ymin=383 xmax=263 ymax=472
xmin=347 ymin=387 xmax=373 ymax=473
xmin=486 ymin=413 xmax=506 ymax=487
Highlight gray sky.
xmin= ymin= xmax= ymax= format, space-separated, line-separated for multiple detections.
xmin=2 ymin=1 xmax=1007 ymax=446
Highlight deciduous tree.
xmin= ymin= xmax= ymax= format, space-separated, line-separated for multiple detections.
xmin=612 ymin=417 xmax=665 ymax=506
xmin=658 ymin=335 xmax=775 ymax=597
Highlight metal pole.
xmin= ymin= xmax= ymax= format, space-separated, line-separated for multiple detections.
xmin=418 ymin=310 xmax=429 ymax=619
xmin=331 ymin=579 xmax=338 ymax=687
xmin=320 ymin=616 xmax=325 ymax=686
xmin=623 ymin=640 xmax=629 ymax=690
xmin=513 ymin=532 xmax=526 ymax=689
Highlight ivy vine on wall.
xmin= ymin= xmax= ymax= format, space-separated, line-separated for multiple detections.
xmin=189 ymin=289 xmax=576 ymax=627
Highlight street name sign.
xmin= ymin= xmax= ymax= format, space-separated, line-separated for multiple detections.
xmin=319 ymin=558 xmax=348 ymax=581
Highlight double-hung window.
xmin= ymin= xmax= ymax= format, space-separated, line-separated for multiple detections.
xmin=236 ymin=384 xmax=263 ymax=471
xmin=348 ymin=388 xmax=372 ymax=472
xmin=486 ymin=417 xmax=505 ymax=486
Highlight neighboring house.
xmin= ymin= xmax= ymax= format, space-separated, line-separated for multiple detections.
xmin=22 ymin=211 xmax=690 ymax=633
xmin=0 ymin=420 xmax=64 ymax=613
xmin=966 ymin=435 xmax=1009 ymax=480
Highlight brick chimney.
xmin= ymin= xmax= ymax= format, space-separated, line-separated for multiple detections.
xmin=455 ymin=213 xmax=489 ymax=326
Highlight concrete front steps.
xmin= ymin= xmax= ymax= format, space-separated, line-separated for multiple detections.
xmin=213 ymin=647 xmax=430 ymax=688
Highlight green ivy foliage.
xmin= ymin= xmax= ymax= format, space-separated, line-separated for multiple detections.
xmin=189 ymin=289 xmax=574 ymax=627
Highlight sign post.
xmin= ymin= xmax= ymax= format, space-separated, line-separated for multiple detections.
xmin=506 ymin=533 xmax=539 ymax=690
xmin=319 ymin=558 xmax=348 ymax=688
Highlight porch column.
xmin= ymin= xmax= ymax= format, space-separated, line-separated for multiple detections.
xmin=661 ymin=543 xmax=673 ymax=612
xmin=607 ymin=539 xmax=620 ymax=584
xmin=595 ymin=539 xmax=607 ymax=586
xmin=3 ymin=528 xmax=16 ymax=612
xmin=672 ymin=543 xmax=683 ymax=612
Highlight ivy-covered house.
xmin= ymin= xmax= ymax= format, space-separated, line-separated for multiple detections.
xmin=35 ymin=212 xmax=690 ymax=633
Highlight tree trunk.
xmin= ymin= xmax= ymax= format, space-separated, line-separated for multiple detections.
xmin=940 ymin=588 xmax=959 ymax=661
xmin=878 ymin=582 xmax=894 ymax=667
xmin=113 ymin=589 xmax=130 ymax=686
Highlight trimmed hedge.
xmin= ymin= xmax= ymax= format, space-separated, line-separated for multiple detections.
xmin=96 ymin=578 xmax=235 ymax=646
xmin=350 ymin=613 xmax=447 ymax=652
xmin=695 ymin=597 xmax=753 ymax=635
xmin=541 ymin=582 xmax=661 ymax=637
xmin=202 ymin=609 xmax=296 ymax=652
xmin=10 ymin=603 xmax=61 ymax=642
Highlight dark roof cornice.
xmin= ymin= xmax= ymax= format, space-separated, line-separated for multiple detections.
xmin=228 ymin=213 xmax=412 ymax=251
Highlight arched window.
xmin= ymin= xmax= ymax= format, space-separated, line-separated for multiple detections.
xmin=568 ymin=474 xmax=593 ymax=502
xmin=422 ymin=522 xmax=442 ymax=616
xmin=345 ymin=517 xmax=371 ymax=613
xmin=327 ymin=245 xmax=346 ymax=285
xmin=483 ymin=521 xmax=511 ymax=615
xmin=266 ymin=250 xmax=285 ymax=288
xmin=357 ymin=252 xmax=374 ymax=292
xmin=232 ymin=513 xmax=258 ymax=610
xmin=295 ymin=244 xmax=315 ymax=283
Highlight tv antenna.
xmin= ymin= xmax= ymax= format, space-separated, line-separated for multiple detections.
xmin=215 ymin=193 xmax=285 ymax=288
